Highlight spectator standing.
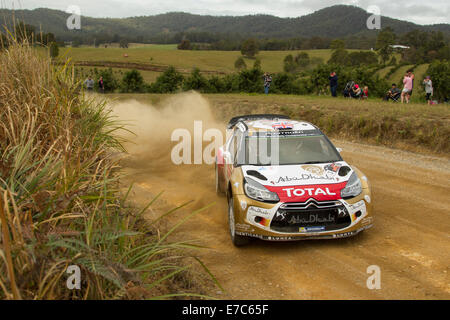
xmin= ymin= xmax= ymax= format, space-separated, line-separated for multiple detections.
xmin=84 ymin=76 xmax=94 ymax=91
xmin=263 ymin=73 xmax=272 ymax=95
xmin=408 ymin=70 xmax=415 ymax=96
xmin=423 ymin=76 xmax=433 ymax=105
xmin=98 ymin=76 xmax=105 ymax=93
xmin=401 ymin=73 xmax=413 ymax=104
xmin=329 ymin=72 xmax=338 ymax=97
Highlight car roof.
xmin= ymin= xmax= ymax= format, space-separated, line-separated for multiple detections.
xmin=245 ymin=119 xmax=317 ymax=132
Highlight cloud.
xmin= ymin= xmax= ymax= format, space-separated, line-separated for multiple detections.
xmin=3 ymin=0 xmax=450 ymax=24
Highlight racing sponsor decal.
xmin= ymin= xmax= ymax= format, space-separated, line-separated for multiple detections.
xmin=333 ymin=231 xmax=355 ymax=238
xmin=235 ymin=231 xmax=295 ymax=241
xmin=235 ymin=223 xmax=254 ymax=232
xmin=265 ymin=182 xmax=347 ymax=202
xmin=273 ymin=173 xmax=338 ymax=184
xmin=287 ymin=213 xmax=336 ymax=225
xmin=299 ymin=226 xmax=326 ymax=233
xmin=349 ymin=200 xmax=365 ymax=211
xmin=247 ymin=206 xmax=272 ymax=218
xmin=272 ymin=122 xmax=294 ymax=130
xmin=361 ymin=216 xmax=374 ymax=226
xmin=324 ymin=163 xmax=341 ymax=175
xmin=254 ymin=129 xmax=322 ymax=137
xmin=301 ymin=165 xmax=324 ymax=176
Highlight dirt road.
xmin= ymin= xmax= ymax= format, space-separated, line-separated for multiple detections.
xmin=114 ymin=94 xmax=449 ymax=300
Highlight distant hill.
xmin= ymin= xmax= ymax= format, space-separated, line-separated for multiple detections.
xmin=1 ymin=5 xmax=449 ymax=43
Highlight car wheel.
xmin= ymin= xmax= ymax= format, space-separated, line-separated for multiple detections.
xmin=228 ymin=196 xmax=250 ymax=247
xmin=215 ymin=162 xmax=224 ymax=195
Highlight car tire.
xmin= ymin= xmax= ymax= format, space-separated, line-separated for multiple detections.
xmin=215 ymin=162 xmax=224 ymax=195
xmin=228 ymin=196 xmax=250 ymax=247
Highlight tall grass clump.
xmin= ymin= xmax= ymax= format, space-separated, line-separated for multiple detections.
xmin=0 ymin=38 xmax=216 ymax=299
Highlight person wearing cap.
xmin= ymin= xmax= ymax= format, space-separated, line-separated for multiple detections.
xmin=423 ymin=76 xmax=433 ymax=105
xmin=351 ymin=83 xmax=362 ymax=98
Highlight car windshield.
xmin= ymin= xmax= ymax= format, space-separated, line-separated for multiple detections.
xmin=242 ymin=134 xmax=341 ymax=166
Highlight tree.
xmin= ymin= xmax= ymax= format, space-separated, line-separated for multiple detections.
xmin=283 ymin=54 xmax=296 ymax=73
xmin=49 ymin=42 xmax=59 ymax=59
xmin=120 ymin=69 xmax=145 ymax=93
xmin=328 ymin=48 xmax=349 ymax=65
xmin=253 ymin=58 xmax=262 ymax=69
xmin=97 ymin=68 xmax=119 ymax=92
xmin=234 ymin=57 xmax=247 ymax=70
xmin=240 ymin=39 xmax=259 ymax=58
xmin=177 ymin=39 xmax=191 ymax=50
xmin=426 ymin=60 xmax=449 ymax=101
xmin=330 ymin=39 xmax=345 ymax=50
xmin=150 ymin=66 xmax=184 ymax=93
xmin=119 ymin=39 xmax=129 ymax=49
xmin=295 ymin=52 xmax=310 ymax=68
xmin=183 ymin=68 xmax=208 ymax=91
xmin=376 ymin=27 xmax=396 ymax=64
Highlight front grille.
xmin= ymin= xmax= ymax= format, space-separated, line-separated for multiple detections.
xmin=271 ymin=200 xmax=351 ymax=233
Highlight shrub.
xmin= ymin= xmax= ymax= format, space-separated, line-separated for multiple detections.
xmin=426 ymin=60 xmax=450 ymax=101
xmin=237 ymin=67 xmax=264 ymax=93
xmin=96 ymin=68 xmax=119 ymax=92
xmin=183 ymin=68 xmax=209 ymax=91
xmin=177 ymin=39 xmax=191 ymax=50
xmin=150 ymin=66 xmax=184 ymax=93
xmin=234 ymin=57 xmax=247 ymax=70
xmin=240 ymin=39 xmax=259 ymax=58
xmin=49 ymin=42 xmax=59 ymax=59
xmin=120 ymin=69 xmax=146 ymax=93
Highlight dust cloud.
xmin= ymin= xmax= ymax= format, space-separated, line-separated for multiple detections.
xmin=108 ymin=92 xmax=227 ymax=209
xmin=109 ymin=92 xmax=223 ymax=161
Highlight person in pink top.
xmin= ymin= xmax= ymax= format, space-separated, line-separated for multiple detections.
xmin=401 ymin=73 xmax=413 ymax=103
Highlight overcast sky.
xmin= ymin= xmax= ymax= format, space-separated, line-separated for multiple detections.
xmin=4 ymin=0 xmax=450 ymax=25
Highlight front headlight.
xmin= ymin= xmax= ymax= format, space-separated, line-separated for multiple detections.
xmin=244 ymin=177 xmax=279 ymax=203
xmin=341 ymin=172 xmax=362 ymax=199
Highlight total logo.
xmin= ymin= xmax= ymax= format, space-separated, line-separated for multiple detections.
xmin=283 ymin=187 xmax=337 ymax=197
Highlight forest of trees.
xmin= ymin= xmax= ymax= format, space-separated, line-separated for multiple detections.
xmin=1 ymin=5 xmax=449 ymax=48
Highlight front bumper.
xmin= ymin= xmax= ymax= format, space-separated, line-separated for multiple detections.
xmin=232 ymin=191 xmax=373 ymax=241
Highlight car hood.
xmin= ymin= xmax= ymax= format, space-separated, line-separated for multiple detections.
xmin=242 ymin=162 xmax=353 ymax=202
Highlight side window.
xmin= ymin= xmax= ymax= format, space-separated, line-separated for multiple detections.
xmin=234 ymin=130 xmax=245 ymax=166
xmin=226 ymin=129 xmax=237 ymax=154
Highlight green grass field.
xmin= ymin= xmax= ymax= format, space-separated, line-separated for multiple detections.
xmin=63 ymin=46 xmax=338 ymax=73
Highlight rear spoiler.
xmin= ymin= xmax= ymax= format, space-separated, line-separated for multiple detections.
xmin=227 ymin=114 xmax=291 ymax=129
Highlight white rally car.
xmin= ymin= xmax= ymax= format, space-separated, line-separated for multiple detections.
xmin=215 ymin=114 xmax=373 ymax=246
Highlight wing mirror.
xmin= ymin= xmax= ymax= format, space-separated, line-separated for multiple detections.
xmin=336 ymin=147 xmax=343 ymax=153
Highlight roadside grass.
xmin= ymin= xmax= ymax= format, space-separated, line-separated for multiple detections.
xmin=61 ymin=48 xmax=341 ymax=73
xmin=108 ymin=93 xmax=449 ymax=156
xmin=0 ymin=40 xmax=218 ymax=299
